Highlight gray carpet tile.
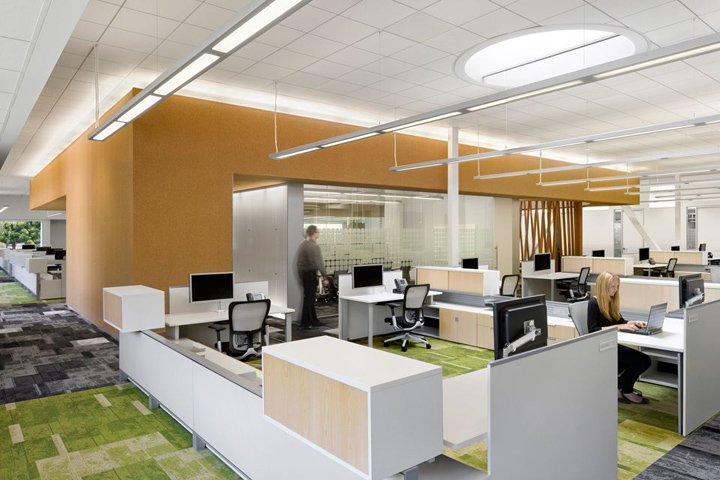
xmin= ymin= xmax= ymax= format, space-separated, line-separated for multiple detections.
xmin=0 ymin=301 xmax=119 ymax=404
xmin=266 ymin=300 xmax=338 ymax=343
xmin=635 ymin=464 xmax=703 ymax=480
xmin=638 ymin=422 xmax=720 ymax=480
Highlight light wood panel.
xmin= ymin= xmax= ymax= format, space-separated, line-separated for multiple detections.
xmin=416 ymin=269 xmax=448 ymax=290
xmin=619 ymin=283 xmax=679 ymax=311
xmin=457 ymin=310 xmax=478 ymax=346
xmin=520 ymin=200 xmax=584 ymax=271
xmin=102 ymin=291 xmax=123 ymax=329
xmin=547 ymin=324 xmax=577 ymax=345
xmin=652 ymin=251 xmax=705 ymax=265
xmin=263 ymin=353 xmax=369 ymax=474
xmin=477 ymin=313 xmax=494 ymax=350
xmin=593 ymin=257 xmax=633 ymax=276
xmin=448 ymin=271 xmax=484 ymax=294
xmin=563 ymin=256 xmax=593 ymax=273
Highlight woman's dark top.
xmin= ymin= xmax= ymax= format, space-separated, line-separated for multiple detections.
xmin=587 ymin=297 xmax=627 ymax=333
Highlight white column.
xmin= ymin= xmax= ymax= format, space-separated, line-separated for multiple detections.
xmin=675 ymin=175 xmax=682 ymax=247
xmin=447 ymin=127 xmax=460 ymax=266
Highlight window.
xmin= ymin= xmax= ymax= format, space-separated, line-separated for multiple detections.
xmin=0 ymin=221 xmax=42 ymax=246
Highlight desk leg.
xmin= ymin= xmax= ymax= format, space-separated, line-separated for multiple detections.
xmin=339 ymin=299 xmax=347 ymax=340
xmin=678 ymin=352 xmax=684 ymax=436
xmin=170 ymin=326 xmax=179 ymax=341
xmin=368 ymin=303 xmax=374 ymax=348
xmin=549 ymin=280 xmax=555 ymax=302
xmin=285 ymin=313 xmax=293 ymax=343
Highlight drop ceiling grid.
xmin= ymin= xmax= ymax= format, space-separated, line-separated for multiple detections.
xmin=5 ymin=0 xmax=720 ymax=191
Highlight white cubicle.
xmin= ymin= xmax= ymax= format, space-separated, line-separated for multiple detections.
xmin=337 ymin=270 xmax=403 ymax=341
xmin=12 ymin=254 xmax=64 ymax=300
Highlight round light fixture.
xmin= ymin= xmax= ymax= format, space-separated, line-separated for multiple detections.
xmin=456 ymin=25 xmax=649 ymax=89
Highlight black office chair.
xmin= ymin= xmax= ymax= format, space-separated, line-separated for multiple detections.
xmin=500 ymin=275 xmax=520 ymax=297
xmin=383 ymin=284 xmax=431 ymax=352
xmin=660 ymin=258 xmax=678 ymax=278
xmin=209 ymin=299 xmax=270 ymax=360
xmin=557 ymin=267 xmax=590 ymax=302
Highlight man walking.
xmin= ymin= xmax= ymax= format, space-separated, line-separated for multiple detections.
xmin=296 ymin=225 xmax=329 ymax=330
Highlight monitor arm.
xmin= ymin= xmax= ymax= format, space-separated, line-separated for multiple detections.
xmin=502 ymin=320 xmax=542 ymax=358
xmin=685 ymin=291 xmax=705 ymax=308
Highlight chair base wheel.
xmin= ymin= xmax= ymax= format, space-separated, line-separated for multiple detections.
xmin=426 ymin=344 xmax=431 ymax=349
xmin=401 ymin=346 xmax=407 ymax=352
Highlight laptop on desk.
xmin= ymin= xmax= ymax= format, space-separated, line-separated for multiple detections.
xmin=626 ymin=303 xmax=667 ymax=336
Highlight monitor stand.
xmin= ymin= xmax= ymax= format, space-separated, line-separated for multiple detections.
xmin=215 ymin=300 xmax=226 ymax=314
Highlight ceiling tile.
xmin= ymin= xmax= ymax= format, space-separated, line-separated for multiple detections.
xmin=79 ymin=57 xmax=135 ymax=77
xmin=318 ymin=79 xmax=361 ymax=94
xmin=326 ymin=46 xmax=381 ymax=68
xmin=374 ymin=93 xmax=414 ymax=106
xmin=285 ymin=34 xmax=345 ymax=57
xmin=385 ymin=12 xmax=454 ymax=43
xmin=390 ymin=43 xmax=446 ymax=66
xmin=243 ymin=62 xmax=294 ymax=80
xmin=224 ymin=74 xmax=274 ymax=89
xmin=362 ymin=57 xmax=415 ymax=76
xmin=394 ymin=66 xmax=446 ymax=84
xmin=423 ymin=75 xmax=469 ymax=91
xmin=81 ymin=0 xmax=121 ymax=25
xmin=338 ymin=69 xmax=385 ymax=86
xmin=63 ymin=37 xmax=94 ymax=56
xmin=155 ymin=40 xmax=194 ymax=60
xmin=621 ymin=2 xmax=695 ymax=33
xmin=100 ymin=27 xmax=159 ymax=54
xmin=505 ymin=0 xmax=585 ymax=22
xmin=423 ymin=54 xmax=458 ymax=75
xmin=311 ymin=15 xmax=376 ymax=45
xmin=234 ymin=42 xmax=278 ymax=61
xmin=0 ymin=92 xmax=12 ymax=110
xmin=71 ymin=20 xmax=107 ymax=42
xmin=138 ymin=55 xmax=178 ymax=72
xmin=216 ymin=55 xmax=254 ymax=73
xmin=185 ymin=2 xmax=236 ymax=29
xmin=280 ymin=5 xmax=335 ymax=32
xmin=702 ymin=10 xmax=720 ymax=31
xmin=301 ymin=60 xmax=355 ymax=78
xmin=282 ymin=71 xmax=329 ymax=88
xmin=394 ymin=0 xmax=438 ymax=8
xmin=0 ymin=69 xmax=19 ymax=94
xmin=590 ymin=0 xmax=674 ymax=20
xmin=400 ymin=84 xmax=439 ymax=100
xmin=124 ymin=0 xmax=202 ymax=22
xmin=540 ymin=4 xmax=613 ymax=25
xmin=264 ymin=49 xmax=319 ymax=70
xmin=204 ymin=0 xmax=253 ymax=11
xmin=199 ymin=68 xmax=238 ymax=83
xmin=353 ymin=32 xmax=415 ymax=56
xmin=167 ymin=23 xmax=214 ymax=46
xmin=345 ymin=86 xmax=387 ymax=101
xmin=56 ymin=52 xmax=85 ymax=69
xmin=50 ymin=65 xmax=78 ymax=80
xmin=680 ymin=0 xmax=720 ymax=15
xmin=423 ymin=0 xmax=498 ymax=26
xmin=0 ymin=0 xmax=43 ymax=41
xmin=461 ymin=8 xmax=534 ymax=39
xmin=342 ymin=0 xmax=415 ymax=29
xmin=424 ymin=28 xmax=484 ymax=54
xmin=311 ymin=0 xmax=362 ymax=14
xmin=0 ymin=37 xmax=29 ymax=71
xmin=255 ymin=25 xmax=304 ymax=48
xmin=110 ymin=8 xmax=180 ymax=38
xmin=370 ymin=77 xmax=417 ymax=94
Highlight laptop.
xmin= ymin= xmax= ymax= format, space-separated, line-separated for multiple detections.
xmin=626 ymin=303 xmax=667 ymax=336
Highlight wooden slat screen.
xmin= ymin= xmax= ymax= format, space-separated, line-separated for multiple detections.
xmin=520 ymin=200 xmax=583 ymax=271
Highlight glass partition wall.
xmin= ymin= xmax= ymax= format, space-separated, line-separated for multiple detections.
xmin=303 ymin=185 xmax=495 ymax=277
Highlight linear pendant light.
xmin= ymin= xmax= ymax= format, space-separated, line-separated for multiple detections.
xmin=539 ymin=165 xmax=720 ymax=187
xmin=585 ymin=185 xmax=639 ymax=192
xmin=270 ymin=32 xmax=720 ymax=160
xmin=0 ymin=205 xmax=8 ymax=213
xmin=89 ymin=0 xmax=311 ymax=142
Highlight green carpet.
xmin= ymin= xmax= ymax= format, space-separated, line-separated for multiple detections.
xmin=372 ymin=334 xmax=683 ymax=479
xmin=0 ymin=385 xmax=237 ymax=480
xmin=0 ymin=282 xmax=42 ymax=305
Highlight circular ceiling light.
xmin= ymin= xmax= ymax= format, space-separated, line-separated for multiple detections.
xmin=456 ymin=25 xmax=649 ymax=89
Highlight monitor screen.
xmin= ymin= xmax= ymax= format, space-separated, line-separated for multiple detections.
xmin=592 ymin=250 xmax=605 ymax=257
xmin=352 ymin=264 xmax=383 ymax=289
xmin=671 ymin=246 xmax=680 ymax=251
xmin=492 ymin=295 xmax=548 ymax=360
xmin=679 ymin=274 xmax=704 ymax=308
xmin=534 ymin=253 xmax=551 ymax=272
xmin=36 ymin=246 xmax=50 ymax=252
xmin=21 ymin=244 xmax=35 ymax=250
xmin=462 ymin=257 xmax=479 ymax=269
xmin=54 ymin=250 xmax=66 ymax=260
xmin=699 ymin=243 xmax=707 ymax=252
xmin=189 ymin=272 xmax=234 ymax=303
xmin=639 ymin=247 xmax=649 ymax=262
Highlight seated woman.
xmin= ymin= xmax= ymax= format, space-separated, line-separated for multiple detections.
xmin=588 ymin=272 xmax=652 ymax=404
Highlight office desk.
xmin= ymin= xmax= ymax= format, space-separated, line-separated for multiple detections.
xmin=522 ymin=272 xmax=578 ymax=301
xmin=165 ymin=304 xmax=295 ymax=343
xmin=443 ymin=369 xmax=487 ymax=450
xmin=633 ymin=263 xmax=667 ymax=276
xmin=338 ymin=291 xmax=441 ymax=347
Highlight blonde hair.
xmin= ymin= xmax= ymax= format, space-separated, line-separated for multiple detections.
xmin=596 ymin=272 xmax=622 ymax=322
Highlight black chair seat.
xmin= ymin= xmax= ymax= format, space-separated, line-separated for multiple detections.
xmin=208 ymin=323 xmax=226 ymax=332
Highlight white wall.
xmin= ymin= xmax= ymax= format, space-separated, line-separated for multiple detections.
xmin=582 ymin=208 xmax=615 ymax=256
xmin=0 ymin=195 xmax=63 ymax=221
xmin=50 ymin=220 xmax=66 ymax=248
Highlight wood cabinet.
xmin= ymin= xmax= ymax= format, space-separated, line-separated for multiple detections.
xmin=547 ymin=324 xmax=577 ymax=345
xmin=417 ymin=268 xmax=449 ymax=290
xmin=476 ymin=313 xmax=494 ymax=350
xmin=440 ymin=309 xmax=477 ymax=345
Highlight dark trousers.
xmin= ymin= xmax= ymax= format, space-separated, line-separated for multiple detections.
xmin=299 ymin=270 xmax=319 ymax=327
xmin=618 ymin=344 xmax=652 ymax=393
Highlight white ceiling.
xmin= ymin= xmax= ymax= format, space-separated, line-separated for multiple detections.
xmin=6 ymin=0 xmax=720 ymax=195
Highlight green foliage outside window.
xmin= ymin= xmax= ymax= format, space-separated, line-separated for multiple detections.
xmin=0 ymin=221 xmax=42 ymax=247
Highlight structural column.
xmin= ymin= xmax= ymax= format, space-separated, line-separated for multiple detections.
xmin=447 ymin=127 xmax=459 ymax=267
xmin=675 ymin=174 xmax=682 ymax=247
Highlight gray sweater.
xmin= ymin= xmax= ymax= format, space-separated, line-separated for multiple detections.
xmin=296 ymin=239 xmax=326 ymax=276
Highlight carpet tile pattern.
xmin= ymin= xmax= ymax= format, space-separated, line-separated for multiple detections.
xmin=0 ymin=282 xmax=44 ymax=305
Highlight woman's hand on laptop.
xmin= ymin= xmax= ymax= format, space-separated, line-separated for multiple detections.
xmin=619 ymin=322 xmax=641 ymax=332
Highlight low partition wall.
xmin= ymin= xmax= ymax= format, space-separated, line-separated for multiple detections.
xmin=652 ymin=250 xmax=707 ymax=265
xmin=415 ymin=266 xmax=500 ymax=295
xmin=562 ymin=256 xmax=633 ymax=276
xmin=618 ymin=278 xmax=720 ymax=311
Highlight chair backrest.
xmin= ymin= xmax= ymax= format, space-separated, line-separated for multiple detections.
xmin=404 ymin=284 xmax=429 ymax=311
xmin=500 ymin=275 xmax=519 ymax=296
xmin=568 ymin=301 xmax=589 ymax=336
xmin=578 ymin=267 xmax=590 ymax=286
xmin=229 ymin=299 xmax=271 ymax=333
xmin=667 ymin=258 xmax=678 ymax=272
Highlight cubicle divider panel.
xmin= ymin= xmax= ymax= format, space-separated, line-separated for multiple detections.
xmin=168 ymin=281 xmax=270 ymax=314
xmin=683 ymin=300 xmax=720 ymax=436
xmin=416 ymin=268 xmax=449 ymax=290
xmin=488 ymin=329 xmax=617 ymax=479
xmin=652 ymin=251 xmax=706 ymax=265
xmin=620 ymin=282 xmax=680 ymax=312
xmin=448 ymin=271 xmax=484 ymax=294
xmin=561 ymin=256 xmax=592 ymax=273
xmin=263 ymin=353 xmax=369 ymax=475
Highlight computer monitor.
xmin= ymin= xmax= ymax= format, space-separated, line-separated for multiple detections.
xmin=699 ymin=243 xmax=707 ymax=252
xmin=54 ymin=250 xmax=66 ymax=260
xmin=46 ymin=248 xmax=55 ymax=255
xmin=189 ymin=272 xmax=234 ymax=303
xmin=639 ymin=247 xmax=649 ymax=262
xmin=36 ymin=246 xmax=50 ymax=252
xmin=671 ymin=246 xmax=680 ymax=251
xmin=592 ymin=250 xmax=605 ymax=257
xmin=352 ymin=264 xmax=383 ymax=289
xmin=461 ymin=257 xmax=479 ymax=269
xmin=679 ymin=274 xmax=704 ymax=308
xmin=533 ymin=253 xmax=551 ymax=272
xmin=492 ymin=295 xmax=548 ymax=360
xmin=21 ymin=244 xmax=34 ymax=250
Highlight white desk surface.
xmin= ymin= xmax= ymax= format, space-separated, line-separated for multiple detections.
xmin=104 ymin=285 xmax=161 ymax=297
xmin=618 ymin=317 xmax=684 ymax=353
xmin=339 ymin=291 xmax=442 ymax=304
xmin=416 ymin=266 xmax=490 ymax=273
xmin=165 ymin=304 xmax=294 ymax=328
xmin=523 ymin=272 xmax=578 ymax=280
xmin=443 ymin=369 xmax=487 ymax=450
xmin=173 ymin=338 xmax=259 ymax=380
xmin=633 ymin=263 xmax=668 ymax=269
xmin=262 ymin=336 xmax=441 ymax=393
